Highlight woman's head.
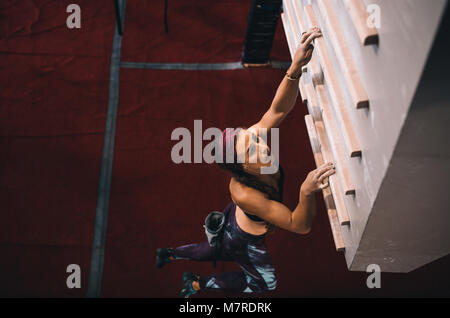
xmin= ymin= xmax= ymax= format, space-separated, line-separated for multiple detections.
xmin=236 ymin=127 xmax=272 ymax=174
xmin=217 ymin=127 xmax=272 ymax=176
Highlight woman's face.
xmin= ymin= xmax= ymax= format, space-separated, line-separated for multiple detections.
xmin=235 ymin=128 xmax=271 ymax=172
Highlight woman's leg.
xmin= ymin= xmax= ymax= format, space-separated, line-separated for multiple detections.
xmin=198 ymin=271 xmax=247 ymax=292
xmin=239 ymin=243 xmax=277 ymax=292
xmin=173 ymin=241 xmax=233 ymax=262
xmin=198 ymin=241 xmax=276 ymax=293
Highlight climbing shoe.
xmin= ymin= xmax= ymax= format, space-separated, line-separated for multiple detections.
xmin=156 ymin=248 xmax=174 ymax=268
xmin=179 ymin=272 xmax=199 ymax=298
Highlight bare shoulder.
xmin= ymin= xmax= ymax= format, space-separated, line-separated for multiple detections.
xmin=229 ymin=177 xmax=267 ymax=206
xmin=229 ymin=177 xmax=245 ymax=203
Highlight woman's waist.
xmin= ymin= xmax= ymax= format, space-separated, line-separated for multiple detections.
xmin=231 ymin=203 xmax=268 ymax=239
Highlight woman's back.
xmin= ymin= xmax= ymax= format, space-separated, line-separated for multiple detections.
xmin=231 ymin=165 xmax=285 ymax=234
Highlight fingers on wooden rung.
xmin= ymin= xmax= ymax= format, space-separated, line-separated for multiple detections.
xmin=318 ymin=0 xmax=369 ymax=109
xmin=344 ymin=0 xmax=379 ymax=46
xmin=304 ymin=4 xmax=361 ymax=158
xmin=281 ymin=12 xmax=307 ymax=104
xmin=305 ymin=113 xmax=351 ymax=225
xmin=305 ymin=115 xmax=346 ymax=251
xmin=314 ymin=121 xmax=351 ymax=225
xmin=287 ymin=0 xmax=324 ymax=86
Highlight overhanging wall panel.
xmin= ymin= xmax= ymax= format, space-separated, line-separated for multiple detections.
xmin=283 ymin=0 xmax=449 ymax=272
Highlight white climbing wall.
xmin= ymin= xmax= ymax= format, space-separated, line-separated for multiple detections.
xmin=282 ymin=0 xmax=449 ymax=272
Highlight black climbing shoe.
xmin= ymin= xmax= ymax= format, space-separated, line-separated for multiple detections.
xmin=156 ymin=248 xmax=174 ymax=268
xmin=179 ymin=272 xmax=199 ymax=298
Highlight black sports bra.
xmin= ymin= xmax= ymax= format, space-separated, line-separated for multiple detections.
xmin=243 ymin=165 xmax=285 ymax=223
xmin=244 ymin=212 xmax=266 ymax=222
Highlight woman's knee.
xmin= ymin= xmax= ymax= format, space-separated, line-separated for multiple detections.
xmin=265 ymin=272 xmax=277 ymax=291
xmin=259 ymin=266 xmax=277 ymax=291
xmin=247 ymin=269 xmax=277 ymax=292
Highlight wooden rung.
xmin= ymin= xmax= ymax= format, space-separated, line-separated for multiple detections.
xmin=305 ymin=83 xmax=322 ymax=122
xmin=326 ymin=169 xmax=350 ymax=228
xmin=314 ymin=121 xmax=351 ymax=225
xmin=305 ymin=115 xmax=345 ymax=252
xmin=309 ymin=56 xmax=324 ymax=86
xmin=281 ymin=12 xmax=307 ymax=104
xmin=304 ymin=114 xmax=321 ymax=155
xmin=315 ymin=85 xmax=355 ymax=195
xmin=304 ymin=4 xmax=361 ymax=158
xmin=290 ymin=0 xmax=307 ymax=32
xmin=317 ymin=0 xmax=369 ymax=109
xmin=344 ymin=0 xmax=379 ymax=45
xmin=323 ymin=189 xmax=346 ymax=252
xmin=299 ymin=77 xmax=308 ymax=104
xmin=281 ymin=13 xmax=296 ymax=58
xmin=283 ymin=0 xmax=302 ymax=47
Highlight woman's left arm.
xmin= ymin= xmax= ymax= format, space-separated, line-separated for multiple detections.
xmin=251 ymin=27 xmax=322 ymax=131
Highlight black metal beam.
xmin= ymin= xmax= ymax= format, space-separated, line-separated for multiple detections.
xmin=113 ymin=0 xmax=123 ymax=36
xmin=242 ymin=0 xmax=282 ymax=65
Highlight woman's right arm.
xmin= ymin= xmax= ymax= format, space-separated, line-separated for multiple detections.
xmin=248 ymin=27 xmax=322 ymax=132
xmin=230 ymin=162 xmax=335 ymax=234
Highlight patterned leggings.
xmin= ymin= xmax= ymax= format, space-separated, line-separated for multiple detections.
xmin=173 ymin=202 xmax=277 ymax=293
